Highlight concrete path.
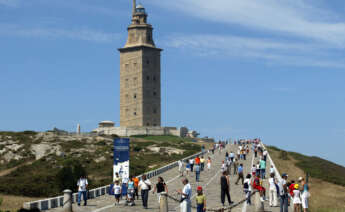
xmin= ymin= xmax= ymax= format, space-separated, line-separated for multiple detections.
xmin=50 ymin=144 xmax=286 ymax=212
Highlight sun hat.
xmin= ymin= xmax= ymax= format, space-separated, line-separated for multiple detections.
xmin=298 ymin=177 xmax=303 ymax=181
xmin=294 ymin=184 xmax=299 ymax=189
xmin=197 ymin=186 xmax=202 ymax=191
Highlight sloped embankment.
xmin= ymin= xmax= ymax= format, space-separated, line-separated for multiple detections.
xmin=267 ymin=146 xmax=345 ymax=212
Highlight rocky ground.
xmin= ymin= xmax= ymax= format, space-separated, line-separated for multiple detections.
xmin=0 ymin=131 xmax=203 ymax=203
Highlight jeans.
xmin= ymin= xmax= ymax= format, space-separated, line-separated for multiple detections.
xmin=141 ymin=189 xmax=149 ymax=208
xmin=280 ymin=195 xmax=289 ymax=212
xmin=190 ymin=164 xmax=194 ymax=172
xmin=201 ymin=163 xmax=204 ymax=171
xmin=245 ymin=190 xmax=251 ymax=204
xmin=197 ymin=203 xmax=204 ymax=212
xmin=261 ymin=169 xmax=266 ymax=179
xmin=221 ymin=188 xmax=232 ymax=204
xmin=195 ymin=171 xmax=200 ymax=182
xmin=77 ymin=191 xmax=87 ymax=205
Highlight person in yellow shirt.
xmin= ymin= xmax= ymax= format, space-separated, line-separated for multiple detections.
xmin=200 ymin=156 xmax=205 ymax=171
xmin=196 ymin=186 xmax=206 ymax=212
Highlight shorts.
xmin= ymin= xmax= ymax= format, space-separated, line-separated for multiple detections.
xmin=114 ymin=194 xmax=121 ymax=199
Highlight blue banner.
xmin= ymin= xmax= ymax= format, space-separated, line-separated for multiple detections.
xmin=113 ymin=138 xmax=130 ymax=196
xmin=114 ymin=138 xmax=130 ymax=165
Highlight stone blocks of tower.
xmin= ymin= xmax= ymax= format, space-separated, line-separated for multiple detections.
xmin=119 ymin=47 xmax=161 ymax=127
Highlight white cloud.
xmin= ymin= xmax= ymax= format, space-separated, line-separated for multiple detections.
xmin=0 ymin=24 xmax=120 ymax=43
xmin=151 ymin=0 xmax=345 ymax=47
xmin=163 ymin=33 xmax=345 ymax=68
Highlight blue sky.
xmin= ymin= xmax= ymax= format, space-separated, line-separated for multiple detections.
xmin=1 ymin=0 xmax=345 ymax=166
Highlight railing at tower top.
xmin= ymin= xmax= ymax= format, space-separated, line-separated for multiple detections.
xmin=23 ymin=150 xmax=205 ymax=211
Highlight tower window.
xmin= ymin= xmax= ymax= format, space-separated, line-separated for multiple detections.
xmin=147 ymin=123 xmax=150 ymax=126
xmin=153 ymin=92 xmax=157 ymax=96
xmin=153 ymin=109 xmax=157 ymax=114
xmin=134 ymin=112 xmax=137 ymax=116
xmin=146 ymin=60 xmax=150 ymax=65
xmin=134 ymin=94 xmax=137 ymax=99
xmin=153 ymin=76 xmax=156 ymax=81
xmin=146 ymin=76 xmax=150 ymax=80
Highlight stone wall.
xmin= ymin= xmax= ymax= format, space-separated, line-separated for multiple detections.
xmin=93 ymin=126 xmax=190 ymax=137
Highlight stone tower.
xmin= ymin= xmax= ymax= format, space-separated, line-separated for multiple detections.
xmin=119 ymin=0 xmax=162 ymax=127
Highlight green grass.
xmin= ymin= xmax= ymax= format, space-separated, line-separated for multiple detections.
xmin=0 ymin=132 xmax=201 ymax=198
xmin=267 ymin=146 xmax=345 ymax=187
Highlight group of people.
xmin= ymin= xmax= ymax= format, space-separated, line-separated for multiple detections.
xmin=178 ymin=155 xmax=211 ymax=182
xmin=75 ymin=139 xmax=310 ymax=212
xmin=272 ymin=173 xmax=310 ymax=212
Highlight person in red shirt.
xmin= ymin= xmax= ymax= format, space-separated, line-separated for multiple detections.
xmin=253 ymin=175 xmax=266 ymax=201
xmin=195 ymin=156 xmax=201 ymax=165
xmin=289 ymin=180 xmax=296 ymax=196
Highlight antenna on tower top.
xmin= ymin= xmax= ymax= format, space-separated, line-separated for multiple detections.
xmin=132 ymin=0 xmax=136 ymax=15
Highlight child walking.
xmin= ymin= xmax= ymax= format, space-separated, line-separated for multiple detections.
xmin=113 ymin=180 xmax=122 ymax=205
xmin=196 ymin=186 xmax=206 ymax=212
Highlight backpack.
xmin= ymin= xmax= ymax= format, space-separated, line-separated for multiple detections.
xmin=244 ymin=182 xmax=249 ymax=189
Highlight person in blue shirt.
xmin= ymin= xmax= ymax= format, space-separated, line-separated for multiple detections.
xmin=235 ymin=164 xmax=244 ymax=185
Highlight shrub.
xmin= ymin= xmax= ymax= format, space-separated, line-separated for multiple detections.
xmin=279 ymin=151 xmax=289 ymax=160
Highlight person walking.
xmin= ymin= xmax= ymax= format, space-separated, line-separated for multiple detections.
xmin=293 ymin=184 xmax=302 ymax=212
xmin=177 ymin=178 xmax=192 ymax=212
xmin=235 ymin=164 xmax=244 ymax=185
xmin=77 ymin=175 xmax=88 ymax=206
xmin=127 ymin=177 xmax=135 ymax=205
xmin=233 ymin=158 xmax=238 ymax=175
xmin=196 ymin=186 xmax=206 ymax=212
xmin=185 ymin=162 xmax=191 ymax=176
xmin=260 ymin=159 xmax=266 ymax=179
xmin=113 ymin=180 xmax=122 ymax=205
xmin=138 ymin=174 xmax=152 ymax=209
xmin=132 ymin=176 xmax=139 ymax=200
xmin=189 ymin=158 xmax=194 ymax=172
xmin=279 ymin=174 xmax=289 ymax=212
xmin=269 ymin=173 xmax=278 ymax=207
xmin=220 ymin=171 xmax=233 ymax=206
xmin=200 ymin=156 xmax=205 ymax=171
xmin=178 ymin=160 xmax=184 ymax=176
xmin=195 ymin=163 xmax=201 ymax=182
xmin=244 ymin=174 xmax=252 ymax=205
xmin=152 ymin=176 xmax=168 ymax=203
xmin=299 ymin=177 xmax=310 ymax=212
xmin=207 ymin=157 xmax=211 ymax=171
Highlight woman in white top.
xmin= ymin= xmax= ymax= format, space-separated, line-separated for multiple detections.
xmin=292 ymin=184 xmax=302 ymax=212
xmin=268 ymin=173 xmax=278 ymax=207
xmin=138 ymin=174 xmax=152 ymax=209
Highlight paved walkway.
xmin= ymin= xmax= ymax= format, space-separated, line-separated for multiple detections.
xmin=51 ymin=144 xmax=286 ymax=212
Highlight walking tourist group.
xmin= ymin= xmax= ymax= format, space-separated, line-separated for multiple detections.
xmin=73 ymin=139 xmax=310 ymax=212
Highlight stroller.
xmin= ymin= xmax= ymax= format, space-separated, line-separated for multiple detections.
xmin=125 ymin=188 xmax=135 ymax=206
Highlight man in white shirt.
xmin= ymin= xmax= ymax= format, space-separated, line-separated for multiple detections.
xmin=189 ymin=158 xmax=194 ymax=172
xmin=177 ymin=178 xmax=191 ymax=212
xmin=77 ymin=176 xmax=88 ymax=206
xmin=138 ymin=174 xmax=152 ymax=209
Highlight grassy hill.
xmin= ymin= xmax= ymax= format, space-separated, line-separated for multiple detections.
xmin=267 ymin=146 xmax=345 ymax=212
xmin=0 ymin=131 xmax=208 ymax=211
